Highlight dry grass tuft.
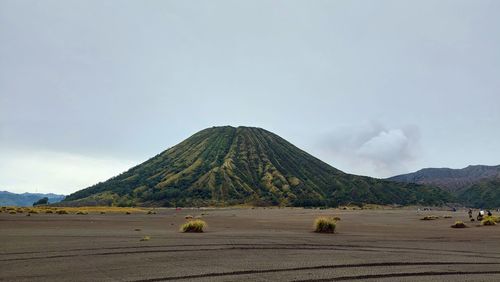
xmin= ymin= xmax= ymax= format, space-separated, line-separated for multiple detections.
xmin=488 ymin=216 xmax=500 ymax=223
xmin=481 ymin=216 xmax=497 ymax=226
xmin=125 ymin=211 xmax=131 ymax=215
xmin=314 ymin=216 xmax=337 ymax=233
xmin=140 ymin=236 xmax=151 ymax=241
xmin=451 ymin=221 xmax=467 ymax=228
xmin=185 ymin=215 xmax=193 ymax=219
xmin=420 ymin=215 xmax=440 ymax=220
xmin=180 ymin=219 xmax=207 ymax=233
xmin=9 ymin=211 xmax=17 ymax=214
xmin=45 ymin=210 xmax=53 ymax=214
xmin=56 ymin=210 xmax=68 ymax=214
xmin=147 ymin=210 xmax=156 ymax=215
xmin=443 ymin=215 xmax=452 ymax=218
xmin=76 ymin=211 xmax=88 ymax=215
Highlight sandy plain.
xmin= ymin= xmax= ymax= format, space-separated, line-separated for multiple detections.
xmin=1 ymin=207 xmax=500 ymax=281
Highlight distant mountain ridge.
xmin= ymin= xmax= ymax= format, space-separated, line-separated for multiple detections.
xmin=389 ymin=165 xmax=500 ymax=193
xmin=389 ymin=165 xmax=500 ymax=208
xmin=63 ymin=126 xmax=450 ymax=207
xmin=0 ymin=191 xmax=65 ymax=206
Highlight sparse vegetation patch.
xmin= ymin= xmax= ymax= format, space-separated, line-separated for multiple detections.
xmin=420 ymin=215 xmax=439 ymax=220
xmin=481 ymin=216 xmax=497 ymax=226
xmin=451 ymin=221 xmax=467 ymax=228
xmin=180 ymin=219 xmax=207 ymax=233
xmin=314 ymin=216 xmax=337 ymax=233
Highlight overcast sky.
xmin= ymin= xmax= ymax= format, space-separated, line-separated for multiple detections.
xmin=1 ymin=0 xmax=499 ymax=195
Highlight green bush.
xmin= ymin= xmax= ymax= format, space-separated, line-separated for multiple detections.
xmin=180 ymin=219 xmax=207 ymax=233
xmin=314 ymin=216 xmax=337 ymax=233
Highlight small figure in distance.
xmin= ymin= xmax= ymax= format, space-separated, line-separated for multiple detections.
xmin=468 ymin=208 xmax=473 ymax=221
xmin=487 ymin=210 xmax=492 ymax=217
xmin=477 ymin=210 xmax=485 ymax=221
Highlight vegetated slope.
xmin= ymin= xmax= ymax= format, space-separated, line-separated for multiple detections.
xmin=0 ymin=191 xmax=65 ymax=206
xmin=388 ymin=165 xmax=500 ymax=193
xmin=63 ymin=126 xmax=450 ymax=207
xmin=458 ymin=178 xmax=500 ymax=208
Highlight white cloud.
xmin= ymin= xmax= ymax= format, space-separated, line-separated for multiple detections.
xmin=0 ymin=149 xmax=136 ymax=195
xmin=314 ymin=123 xmax=420 ymax=178
xmin=357 ymin=129 xmax=411 ymax=162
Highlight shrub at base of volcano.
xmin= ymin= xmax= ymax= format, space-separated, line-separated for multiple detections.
xmin=314 ymin=216 xmax=337 ymax=233
xmin=481 ymin=217 xmax=497 ymax=226
xmin=180 ymin=219 xmax=207 ymax=233
xmin=451 ymin=221 xmax=467 ymax=228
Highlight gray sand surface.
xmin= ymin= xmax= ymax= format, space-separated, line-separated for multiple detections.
xmin=1 ymin=208 xmax=499 ymax=281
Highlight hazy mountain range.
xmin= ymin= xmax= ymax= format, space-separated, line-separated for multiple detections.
xmin=389 ymin=165 xmax=500 ymax=208
xmin=62 ymin=126 xmax=450 ymax=207
xmin=0 ymin=191 xmax=65 ymax=207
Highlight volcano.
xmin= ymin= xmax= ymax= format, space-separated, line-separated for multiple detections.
xmin=63 ymin=126 xmax=450 ymax=207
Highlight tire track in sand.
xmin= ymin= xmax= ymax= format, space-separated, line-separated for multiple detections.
xmin=129 ymin=262 xmax=500 ymax=281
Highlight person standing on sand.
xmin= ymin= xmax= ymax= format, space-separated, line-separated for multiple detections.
xmin=477 ymin=210 xmax=485 ymax=221
xmin=468 ymin=209 xmax=473 ymax=221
